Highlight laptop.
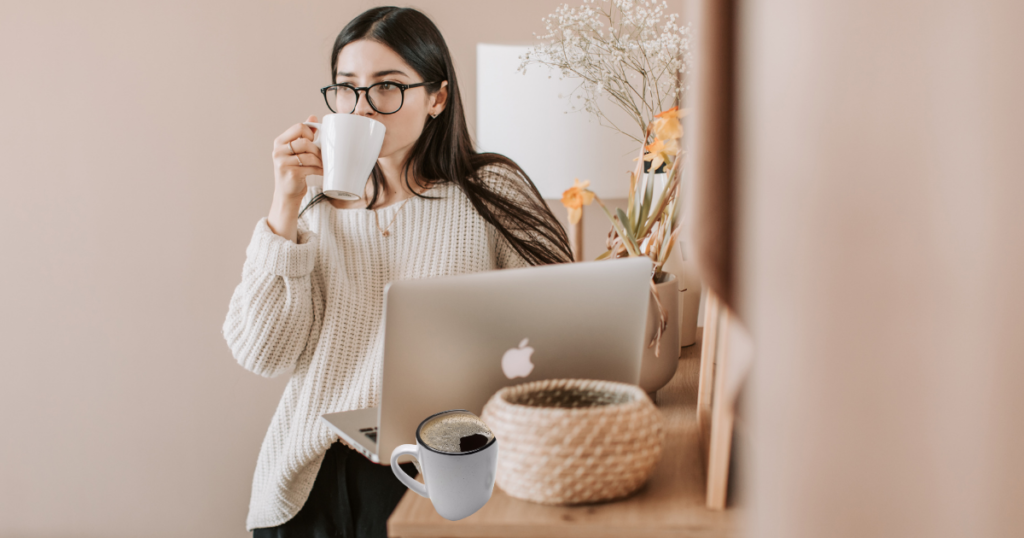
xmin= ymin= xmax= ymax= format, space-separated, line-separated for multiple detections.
xmin=320 ymin=255 xmax=654 ymax=464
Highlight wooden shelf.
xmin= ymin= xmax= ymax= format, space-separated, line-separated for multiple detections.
xmin=387 ymin=328 xmax=740 ymax=537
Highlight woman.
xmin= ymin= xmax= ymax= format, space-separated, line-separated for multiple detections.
xmin=221 ymin=6 xmax=573 ymax=537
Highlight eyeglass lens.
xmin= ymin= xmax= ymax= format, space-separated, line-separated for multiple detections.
xmin=326 ymin=83 xmax=403 ymax=114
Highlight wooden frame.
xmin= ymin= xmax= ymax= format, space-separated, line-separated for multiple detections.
xmin=696 ymin=288 xmax=752 ymax=509
xmin=696 ymin=289 xmax=729 ymax=508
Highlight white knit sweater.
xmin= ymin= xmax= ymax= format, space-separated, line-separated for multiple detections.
xmin=222 ymin=163 xmax=544 ymax=531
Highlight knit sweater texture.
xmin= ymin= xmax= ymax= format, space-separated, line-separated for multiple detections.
xmin=222 ymin=163 xmax=543 ymax=531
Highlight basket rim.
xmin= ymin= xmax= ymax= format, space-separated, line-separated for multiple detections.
xmin=487 ymin=378 xmax=651 ymax=413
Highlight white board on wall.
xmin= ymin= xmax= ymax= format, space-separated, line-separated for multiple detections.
xmin=476 ymin=43 xmax=642 ymax=199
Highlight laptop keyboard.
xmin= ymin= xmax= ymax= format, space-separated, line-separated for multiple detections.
xmin=359 ymin=427 xmax=378 ymax=443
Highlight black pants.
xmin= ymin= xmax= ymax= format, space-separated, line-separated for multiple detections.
xmin=253 ymin=441 xmax=418 ymax=538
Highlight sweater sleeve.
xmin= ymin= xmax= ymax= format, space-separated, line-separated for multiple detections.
xmin=221 ymin=216 xmax=319 ymax=378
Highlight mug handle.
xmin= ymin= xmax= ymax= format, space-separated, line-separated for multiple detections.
xmin=300 ymin=121 xmax=323 ymax=189
xmin=390 ymin=444 xmax=428 ymax=498
xmin=301 ymin=121 xmax=321 ymax=147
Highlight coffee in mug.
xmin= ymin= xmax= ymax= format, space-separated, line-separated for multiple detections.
xmin=302 ymin=113 xmax=386 ymax=200
xmin=419 ymin=412 xmax=494 ymax=453
xmin=391 ymin=409 xmax=498 ymax=521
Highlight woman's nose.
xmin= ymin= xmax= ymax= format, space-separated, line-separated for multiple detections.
xmin=353 ymin=92 xmax=376 ymax=117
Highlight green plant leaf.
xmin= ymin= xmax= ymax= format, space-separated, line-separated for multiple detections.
xmin=669 ymin=195 xmax=680 ymax=230
xmin=659 ymin=225 xmax=682 ymax=265
xmin=627 ymin=172 xmax=636 ymax=229
xmin=594 ymin=197 xmax=639 ymax=256
xmin=594 ymin=249 xmax=613 ymax=260
xmin=637 ymin=170 xmax=655 ymax=233
xmin=617 ymin=207 xmax=636 ymax=244
xmin=637 ymin=174 xmax=679 ymax=239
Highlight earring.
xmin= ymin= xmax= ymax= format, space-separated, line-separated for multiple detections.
xmin=430 ymin=113 xmax=438 ymax=118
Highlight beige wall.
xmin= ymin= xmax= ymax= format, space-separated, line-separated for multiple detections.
xmin=0 ymin=1 xmax=684 ymax=537
xmin=737 ymin=1 xmax=1024 ymax=537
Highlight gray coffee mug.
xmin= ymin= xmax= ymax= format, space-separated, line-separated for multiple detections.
xmin=390 ymin=409 xmax=498 ymax=521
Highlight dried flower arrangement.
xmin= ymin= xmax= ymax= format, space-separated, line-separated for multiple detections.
xmin=520 ymin=0 xmax=693 ymax=354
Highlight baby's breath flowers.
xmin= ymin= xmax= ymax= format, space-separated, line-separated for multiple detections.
xmin=518 ymin=0 xmax=693 ymax=146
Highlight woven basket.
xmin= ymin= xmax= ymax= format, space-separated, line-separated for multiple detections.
xmin=480 ymin=378 xmax=665 ymax=505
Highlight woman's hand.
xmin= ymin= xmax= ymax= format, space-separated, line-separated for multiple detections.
xmin=272 ymin=115 xmax=324 ymax=202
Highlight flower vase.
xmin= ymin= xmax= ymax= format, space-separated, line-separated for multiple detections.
xmin=638 ymin=272 xmax=680 ymax=397
xmin=661 ymin=239 xmax=702 ymax=347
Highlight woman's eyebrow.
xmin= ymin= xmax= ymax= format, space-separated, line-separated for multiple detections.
xmin=336 ymin=69 xmax=408 ymax=78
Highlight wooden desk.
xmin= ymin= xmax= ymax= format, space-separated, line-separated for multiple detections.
xmin=387 ymin=329 xmax=740 ymax=537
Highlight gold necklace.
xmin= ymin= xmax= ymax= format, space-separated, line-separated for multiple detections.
xmin=373 ymin=197 xmax=412 ymax=237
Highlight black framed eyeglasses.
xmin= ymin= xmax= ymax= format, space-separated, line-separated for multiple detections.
xmin=320 ymin=80 xmax=439 ymax=115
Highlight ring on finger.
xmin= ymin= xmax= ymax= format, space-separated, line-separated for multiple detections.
xmin=295 ymin=154 xmax=304 ymax=166
xmin=288 ymin=141 xmax=297 ymax=155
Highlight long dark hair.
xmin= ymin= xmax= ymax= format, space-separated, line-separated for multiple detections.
xmin=297 ymin=6 xmax=573 ymax=266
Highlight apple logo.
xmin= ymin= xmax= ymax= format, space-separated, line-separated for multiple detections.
xmin=501 ymin=338 xmax=535 ymax=379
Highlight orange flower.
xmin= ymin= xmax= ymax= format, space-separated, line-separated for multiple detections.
xmin=652 ymin=106 xmax=688 ymax=141
xmin=655 ymin=106 xmax=680 ymax=118
xmin=561 ymin=178 xmax=595 ymax=225
xmin=633 ymin=136 xmax=680 ymax=172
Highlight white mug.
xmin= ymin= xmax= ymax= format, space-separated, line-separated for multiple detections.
xmin=391 ymin=409 xmax=499 ymax=521
xmin=301 ymin=113 xmax=386 ymax=200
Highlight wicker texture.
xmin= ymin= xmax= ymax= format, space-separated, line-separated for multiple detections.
xmin=480 ymin=378 xmax=665 ymax=505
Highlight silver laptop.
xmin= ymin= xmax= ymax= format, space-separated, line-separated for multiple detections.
xmin=320 ymin=255 xmax=653 ymax=464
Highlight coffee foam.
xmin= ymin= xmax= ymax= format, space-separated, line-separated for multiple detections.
xmin=420 ymin=413 xmax=494 ymax=453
